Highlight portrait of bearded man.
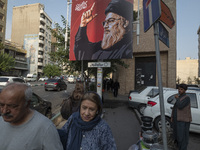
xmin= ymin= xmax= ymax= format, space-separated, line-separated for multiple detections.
xmin=74 ymin=0 xmax=133 ymax=60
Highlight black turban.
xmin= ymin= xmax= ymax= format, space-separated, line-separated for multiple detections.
xmin=105 ymin=0 xmax=133 ymax=22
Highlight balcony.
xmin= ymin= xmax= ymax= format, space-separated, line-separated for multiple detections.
xmin=39 ymin=32 xmax=45 ymax=37
xmin=39 ymin=39 xmax=44 ymax=44
xmin=38 ymin=47 xmax=43 ymax=52
xmin=38 ymin=69 xmax=43 ymax=73
xmin=38 ymin=62 xmax=43 ymax=66
xmin=39 ymin=24 xmax=45 ymax=30
xmin=38 ymin=54 xmax=43 ymax=59
xmin=40 ymin=17 xmax=45 ymax=24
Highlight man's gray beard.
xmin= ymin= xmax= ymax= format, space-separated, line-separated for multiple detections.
xmin=101 ymin=27 xmax=125 ymax=50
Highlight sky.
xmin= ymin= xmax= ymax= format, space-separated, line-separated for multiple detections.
xmin=5 ymin=0 xmax=200 ymax=60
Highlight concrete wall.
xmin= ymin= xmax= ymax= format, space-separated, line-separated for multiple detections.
xmin=177 ymin=57 xmax=198 ymax=84
xmin=11 ymin=3 xmax=41 ymax=46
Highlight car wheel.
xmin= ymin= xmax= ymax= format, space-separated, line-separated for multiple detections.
xmin=57 ymin=87 xmax=61 ymax=91
xmin=45 ymin=108 xmax=52 ymax=119
xmin=154 ymin=116 xmax=171 ymax=132
xmin=45 ymin=88 xmax=48 ymax=91
xmin=138 ymin=104 xmax=146 ymax=115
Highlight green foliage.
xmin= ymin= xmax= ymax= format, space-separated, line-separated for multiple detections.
xmin=0 ymin=52 xmax=15 ymax=75
xmin=194 ymin=76 xmax=200 ymax=85
xmin=43 ymin=64 xmax=61 ymax=77
xmin=0 ymin=42 xmax=4 ymax=50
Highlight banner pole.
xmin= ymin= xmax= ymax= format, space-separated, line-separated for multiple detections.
xmin=154 ymin=21 xmax=168 ymax=150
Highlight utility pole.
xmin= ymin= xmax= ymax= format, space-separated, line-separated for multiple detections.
xmin=65 ymin=0 xmax=72 ymax=50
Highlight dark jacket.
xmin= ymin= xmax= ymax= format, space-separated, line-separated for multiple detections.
xmin=171 ymin=94 xmax=192 ymax=122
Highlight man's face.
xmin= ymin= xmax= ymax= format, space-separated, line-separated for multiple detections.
xmin=178 ymin=87 xmax=186 ymax=95
xmin=101 ymin=12 xmax=127 ymax=50
xmin=0 ymin=89 xmax=29 ymax=125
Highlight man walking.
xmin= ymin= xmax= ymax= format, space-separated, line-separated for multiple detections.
xmin=0 ymin=83 xmax=63 ymax=150
xmin=113 ymin=79 xmax=120 ymax=97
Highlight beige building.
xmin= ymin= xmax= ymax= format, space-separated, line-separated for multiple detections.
xmin=11 ymin=3 xmax=52 ymax=76
xmin=177 ymin=57 xmax=198 ymax=84
xmin=0 ymin=0 xmax=7 ymax=42
xmin=113 ymin=0 xmax=177 ymax=94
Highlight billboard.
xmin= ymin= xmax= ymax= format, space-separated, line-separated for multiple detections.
xmin=24 ymin=34 xmax=39 ymax=74
xmin=69 ymin=0 xmax=133 ymax=61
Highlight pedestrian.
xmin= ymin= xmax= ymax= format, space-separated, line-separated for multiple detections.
xmin=60 ymin=82 xmax=84 ymax=120
xmin=60 ymin=92 xmax=117 ymax=150
xmin=171 ymin=84 xmax=192 ymax=150
xmin=113 ymin=79 xmax=120 ymax=97
xmin=0 ymin=83 xmax=63 ymax=150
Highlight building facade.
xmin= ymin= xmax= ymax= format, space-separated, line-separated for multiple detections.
xmin=177 ymin=57 xmax=198 ymax=84
xmin=11 ymin=3 xmax=52 ymax=76
xmin=0 ymin=0 xmax=7 ymax=42
xmin=1 ymin=40 xmax=28 ymax=76
xmin=113 ymin=0 xmax=176 ymax=94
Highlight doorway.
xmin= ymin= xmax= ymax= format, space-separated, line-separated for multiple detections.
xmin=135 ymin=57 xmax=156 ymax=90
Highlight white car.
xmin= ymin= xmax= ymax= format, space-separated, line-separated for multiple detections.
xmin=0 ymin=76 xmax=28 ymax=86
xmin=38 ymin=77 xmax=48 ymax=81
xmin=128 ymin=86 xmax=175 ymax=115
xmin=68 ymin=75 xmax=75 ymax=83
xmin=143 ymin=89 xmax=200 ymax=133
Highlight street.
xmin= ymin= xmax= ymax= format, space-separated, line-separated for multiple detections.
xmin=30 ymin=82 xmax=200 ymax=150
xmin=31 ymin=81 xmax=75 ymax=115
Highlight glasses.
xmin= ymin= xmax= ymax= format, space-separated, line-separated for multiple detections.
xmin=102 ymin=18 xmax=121 ymax=26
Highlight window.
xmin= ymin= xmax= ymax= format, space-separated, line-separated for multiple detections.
xmin=167 ymin=93 xmax=198 ymax=108
xmin=147 ymin=89 xmax=159 ymax=98
xmin=13 ymin=78 xmax=25 ymax=83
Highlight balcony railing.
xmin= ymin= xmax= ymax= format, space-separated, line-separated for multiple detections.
xmin=37 ymin=62 xmax=43 ymax=66
xmin=40 ymin=17 xmax=45 ymax=24
xmin=38 ymin=55 xmax=43 ymax=59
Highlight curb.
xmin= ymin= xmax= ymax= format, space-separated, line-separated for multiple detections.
xmin=31 ymin=84 xmax=44 ymax=87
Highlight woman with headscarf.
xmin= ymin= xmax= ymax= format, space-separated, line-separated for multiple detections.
xmin=61 ymin=92 xmax=117 ymax=150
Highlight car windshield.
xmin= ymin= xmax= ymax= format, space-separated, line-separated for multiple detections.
xmin=0 ymin=78 xmax=9 ymax=82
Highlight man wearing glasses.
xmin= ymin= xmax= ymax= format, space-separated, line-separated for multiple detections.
xmin=74 ymin=0 xmax=133 ymax=60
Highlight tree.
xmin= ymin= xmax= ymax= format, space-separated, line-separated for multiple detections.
xmin=194 ymin=76 xmax=200 ymax=85
xmin=187 ymin=77 xmax=193 ymax=84
xmin=0 ymin=51 xmax=15 ymax=75
xmin=43 ymin=64 xmax=61 ymax=77
xmin=0 ymin=42 xmax=4 ymax=50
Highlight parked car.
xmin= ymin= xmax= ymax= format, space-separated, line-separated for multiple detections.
xmin=68 ymin=75 xmax=75 ymax=83
xmin=44 ymin=78 xmax=67 ymax=91
xmin=128 ymin=86 xmax=175 ymax=115
xmin=0 ymin=76 xmax=30 ymax=86
xmin=187 ymin=86 xmax=200 ymax=91
xmin=76 ymin=77 xmax=81 ymax=82
xmin=143 ymin=89 xmax=200 ymax=133
xmin=0 ymin=88 xmax=52 ymax=118
xmin=24 ymin=74 xmax=37 ymax=82
xmin=38 ymin=77 xmax=48 ymax=81
xmin=30 ymin=93 xmax=52 ymax=118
